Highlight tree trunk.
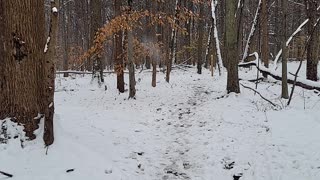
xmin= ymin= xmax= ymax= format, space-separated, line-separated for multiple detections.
xmin=226 ymin=0 xmax=240 ymax=93
xmin=62 ymin=3 xmax=69 ymax=77
xmin=91 ymin=0 xmax=104 ymax=83
xmin=0 ymin=0 xmax=48 ymax=140
xmin=197 ymin=1 xmax=205 ymax=74
xmin=114 ymin=0 xmax=125 ymax=93
xmin=305 ymin=0 xmax=319 ymax=81
xmin=128 ymin=0 xmax=136 ymax=98
xmin=43 ymin=0 xmax=59 ymax=146
xmin=166 ymin=0 xmax=180 ymax=83
xmin=281 ymin=0 xmax=289 ymax=99
xmin=186 ymin=0 xmax=193 ymax=65
xmin=261 ymin=0 xmax=269 ymax=78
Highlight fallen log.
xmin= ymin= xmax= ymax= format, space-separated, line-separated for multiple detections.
xmin=239 ymin=61 xmax=320 ymax=91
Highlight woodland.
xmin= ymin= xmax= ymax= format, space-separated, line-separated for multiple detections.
xmin=0 ymin=0 xmax=320 ymax=180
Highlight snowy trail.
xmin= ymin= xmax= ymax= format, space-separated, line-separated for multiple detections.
xmin=1 ymin=65 xmax=320 ymax=180
xmin=110 ymin=74 xmax=272 ymax=180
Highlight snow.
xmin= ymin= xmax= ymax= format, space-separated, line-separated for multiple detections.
xmin=241 ymin=0 xmax=262 ymax=62
xmin=211 ymin=0 xmax=224 ymax=73
xmin=44 ymin=37 xmax=50 ymax=53
xmin=52 ymin=7 xmax=58 ymax=13
xmin=273 ymin=19 xmax=309 ymax=69
xmin=1 ymin=63 xmax=320 ymax=180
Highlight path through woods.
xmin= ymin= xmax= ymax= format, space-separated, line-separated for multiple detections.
xmin=1 ymin=65 xmax=320 ymax=180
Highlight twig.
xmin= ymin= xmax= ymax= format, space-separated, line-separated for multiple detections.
xmin=0 ymin=171 xmax=13 ymax=178
xmin=240 ymin=83 xmax=277 ymax=107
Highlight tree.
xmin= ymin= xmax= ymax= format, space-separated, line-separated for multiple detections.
xmin=281 ymin=0 xmax=289 ymax=99
xmin=166 ymin=0 xmax=180 ymax=83
xmin=305 ymin=0 xmax=319 ymax=81
xmin=43 ymin=0 xmax=59 ymax=146
xmin=90 ymin=0 xmax=104 ymax=83
xmin=114 ymin=0 xmax=125 ymax=93
xmin=0 ymin=0 xmax=55 ymax=144
xmin=226 ymin=0 xmax=240 ymax=93
xmin=261 ymin=0 xmax=269 ymax=78
xmin=197 ymin=1 xmax=205 ymax=74
xmin=145 ymin=0 xmax=152 ymax=69
xmin=127 ymin=0 xmax=136 ymax=98
xmin=151 ymin=0 xmax=157 ymax=88
xmin=61 ymin=0 xmax=69 ymax=77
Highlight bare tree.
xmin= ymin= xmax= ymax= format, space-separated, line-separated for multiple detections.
xmin=281 ymin=0 xmax=289 ymax=99
xmin=226 ymin=0 xmax=240 ymax=93
xmin=261 ymin=0 xmax=269 ymax=78
xmin=305 ymin=0 xmax=319 ymax=81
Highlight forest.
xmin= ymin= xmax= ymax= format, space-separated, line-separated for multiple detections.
xmin=0 ymin=0 xmax=320 ymax=180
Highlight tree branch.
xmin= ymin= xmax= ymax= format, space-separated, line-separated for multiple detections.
xmin=240 ymin=83 xmax=277 ymax=107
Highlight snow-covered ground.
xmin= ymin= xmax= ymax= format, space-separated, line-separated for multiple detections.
xmin=1 ymin=62 xmax=320 ymax=180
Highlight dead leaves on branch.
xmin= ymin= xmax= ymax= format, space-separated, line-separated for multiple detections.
xmin=78 ymin=9 xmax=197 ymax=68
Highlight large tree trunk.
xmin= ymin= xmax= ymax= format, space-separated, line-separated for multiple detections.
xmin=0 ymin=0 xmax=5 ymax=119
xmin=197 ymin=1 xmax=205 ymax=74
xmin=226 ymin=0 xmax=240 ymax=93
xmin=185 ymin=0 xmax=193 ymax=65
xmin=281 ymin=0 xmax=289 ymax=99
xmin=114 ymin=0 xmax=125 ymax=93
xmin=305 ymin=0 xmax=319 ymax=81
xmin=128 ymin=0 xmax=136 ymax=98
xmin=91 ymin=0 xmax=104 ymax=83
xmin=0 ymin=0 xmax=48 ymax=140
xmin=62 ymin=2 xmax=69 ymax=77
xmin=261 ymin=0 xmax=269 ymax=78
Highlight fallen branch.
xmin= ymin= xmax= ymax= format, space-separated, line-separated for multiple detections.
xmin=240 ymin=83 xmax=277 ymax=107
xmin=56 ymin=71 xmax=128 ymax=75
xmin=0 ymin=170 xmax=13 ymax=178
xmin=239 ymin=77 xmax=264 ymax=83
xmin=239 ymin=61 xmax=320 ymax=91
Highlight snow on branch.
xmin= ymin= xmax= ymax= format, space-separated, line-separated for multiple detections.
xmin=272 ymin=19 xmax=309 ymax=69
xmin=211 ymin=0 xmax=224 ymax=74
xmin=241 ymin=0 xmax=262 ymax=62
xmin=239 ymin=59 xmax=320 ymax=91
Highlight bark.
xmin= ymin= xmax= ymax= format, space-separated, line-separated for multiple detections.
xmin=186 ymin=0 xmax=193 ymax=65
xmin=43 ymin=0 xmax=58 ymax=146
xmin=128 ymin=0 xmax=136 ymax=98
xmin=204 ymin=25 xmax=213 ymax=69
xmin=145 ymin=0 xmax=152 ymax=69
xmin=166 ymin=0 xmax=180 ymax=83
xmin=281 ymin=0 xmax=289 ymax=99
xmin=150 ymin=0 xmax=157 ymax=87
xmin=0 ymin=0 xmax=47 ymax=139
xmin=261 ymin=0 xmax=269 ymax=78
xmin=197 ymin=1 xmax=205 ymax=74
xmin=114 ymin=0 xmax=125 ymax=93
xmin=305 ymin=0 xmax=319 ymax=81
xmin=0 ymin=1 xmax=4 ymax=107
xmin=211 ymin=0 xmax=224 ymax=75
xmin=91 ymin=0 xmax=104 ymax=83
xmin=62 ymin=3 xmax=69 ymax=77
xmin=226 ymin=0 xmax=240 ymax=93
